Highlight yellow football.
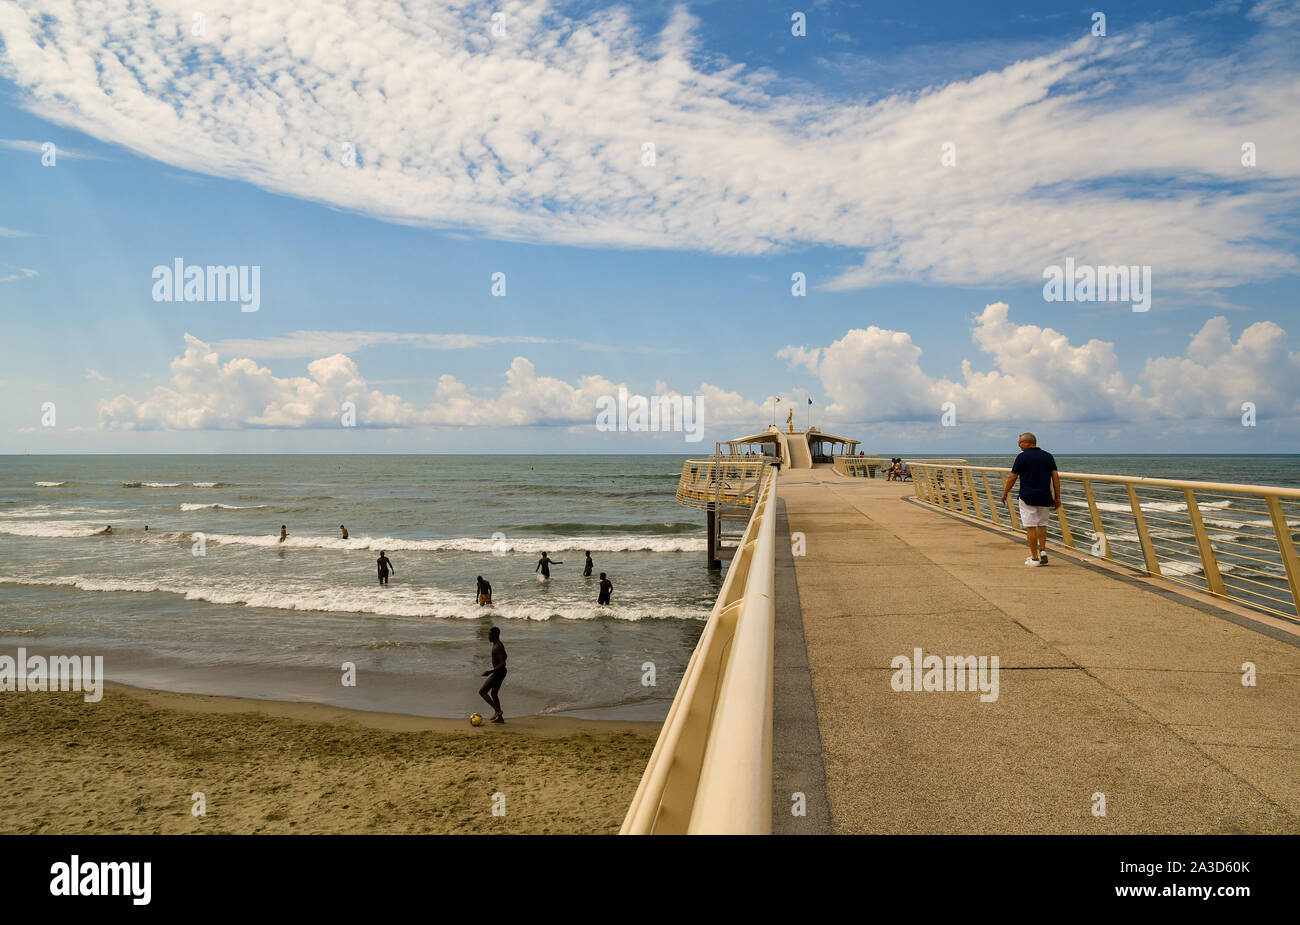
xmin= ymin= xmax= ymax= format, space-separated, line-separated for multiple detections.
xmin=470 ymin=713 xmax=483 ymax=726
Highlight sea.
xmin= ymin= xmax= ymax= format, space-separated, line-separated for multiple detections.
xmin=0 ymin=455 xmax=722 ymax=720
xmin=1 ymin=454 xmax=1296 ymax=720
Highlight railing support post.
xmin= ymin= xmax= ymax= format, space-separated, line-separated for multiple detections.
xmin=1127 ymin=484 xmax=1161 ymax=576
xmin=965 ymin=468 xmax=984 ymax=520
xmin=1082 ymin=479 xmax=1111 ymax=560
xmin=1184 ymin=487 xmax=1226 ymax=598
xmin=1266 ymin=496 xmax=1300 ymax=618
xmin=981 ymin=471 xmax=1001 ymax=526
xmin=707 ymin=509 xmax=721 ymax=570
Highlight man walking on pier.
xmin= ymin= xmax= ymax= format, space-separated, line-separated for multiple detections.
xmin=1000 ymin=432 xmax=1060 ymax=566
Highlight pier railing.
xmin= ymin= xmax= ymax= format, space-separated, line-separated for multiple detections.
xmin=622 ymin=466 xmax=778 ymax=834
xmin=676 ymin=457 xmax=770 ymax=509
xmin=908 ymin=463 xmax=1300 ymax=623
xmin=832 ymin=455 xmax=884 ymax=477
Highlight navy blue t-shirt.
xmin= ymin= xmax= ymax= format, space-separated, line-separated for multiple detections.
xmin=1012 ymin=447 xmax=1057 ymax=507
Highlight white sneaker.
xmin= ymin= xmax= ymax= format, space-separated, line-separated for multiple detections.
xmin=1038 ymin=552 xmax=1048 ymax=565
xmin=1024 ymin=557 xmax=1042 ymax=567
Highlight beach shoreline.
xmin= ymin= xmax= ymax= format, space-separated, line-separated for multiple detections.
xmin=0 ymin=682 xmax=659 ymax=834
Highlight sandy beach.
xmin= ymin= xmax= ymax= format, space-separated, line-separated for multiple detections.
xmin=0 ymin=683 xmax=659 ymax=835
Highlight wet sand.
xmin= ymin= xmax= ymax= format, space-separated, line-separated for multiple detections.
xmin=0 ymin=683 xmax=659 ymax=834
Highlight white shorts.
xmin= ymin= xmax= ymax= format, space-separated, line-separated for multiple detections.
xmin=1018 ymin=499 xmax=1052 ymax=527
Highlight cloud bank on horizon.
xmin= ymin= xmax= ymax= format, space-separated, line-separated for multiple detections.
xmin=95 ymin=305 xmax=1300 ymax=432
xmin=1 ymin=0 xmax=1298 ymax=298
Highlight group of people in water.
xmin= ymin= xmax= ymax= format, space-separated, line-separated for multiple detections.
xmin=275 ymin=524 xmax=614 ymax=606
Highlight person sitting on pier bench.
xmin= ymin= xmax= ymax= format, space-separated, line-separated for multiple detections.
xmin=1000 ymin=432 xmax=1060 ymax=566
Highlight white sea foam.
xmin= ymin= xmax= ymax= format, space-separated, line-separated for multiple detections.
xmin=179 ymin=502 xmax=266 ymax=511
xmin=0 ymin=521 xmax=106 ymax=538
xmin=0 ymin=574 xmax=706 ymax=621
xmin=34 ymin=481 xmax=65 ymax=487
xmin=1089 ymin=499 xmax=1234 ymax=515
xmin=1157 ymin=560 xmax=1288 ymax=579
xmin=191 ymin=482 xmax=218 ymax=488
xmin=205 ymin=532 xmax=705 ymax=553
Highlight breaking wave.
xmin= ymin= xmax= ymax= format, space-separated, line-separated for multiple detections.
xmin=205 ymin=532 xmax=705 ymax=553
xmin=0 ymin=574 xmax=706 ymax=622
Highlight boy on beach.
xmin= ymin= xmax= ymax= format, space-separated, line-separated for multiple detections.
xmin=1000 ymin=432 xmax=1060 ymax=566
xmin=583 ymin=551 xmax=594 ymax=577
xmin=377 ymin=551 xmax=395 ymax=585
xmin=479 ymin=627 xmax=507 ymax=723
xmin=598 ymin=573 xmax=613 ymax=605
xmin=476 ymin=576 xmax=492 ymax=605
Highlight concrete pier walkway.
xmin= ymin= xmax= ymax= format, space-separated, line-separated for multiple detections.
xmin=773 ymin=469 xmax=1300 ymax=834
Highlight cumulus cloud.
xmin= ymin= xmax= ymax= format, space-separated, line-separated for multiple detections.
xmin=0 ymin=1 xmax=1296 ymax=294
xmin=0 ymin=267 xmax=37 ymax=282
xmin=96 ymin=334 xmax=757 ymax=433
xmin=98 ymin=334 xmax=419 ymax=429
xmin=780 ymin=303 xmax=1299 ymax=425
xmin=1141 ymin=317 xmax=1300 ymax=418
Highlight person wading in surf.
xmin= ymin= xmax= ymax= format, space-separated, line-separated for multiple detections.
xmin=536 ymin=551 xmax=561 ymax=579
xmin=377 ymin=550 xmax=395 ymax=585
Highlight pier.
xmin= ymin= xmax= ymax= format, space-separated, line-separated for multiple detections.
xmin=623 ymin=454 xmax=1300 ymax=834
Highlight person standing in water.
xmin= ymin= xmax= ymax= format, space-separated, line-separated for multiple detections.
xmin=340 ymin=525 xmax=349 ymax=539
xmin=478 ymin=626 xmax=507 ymax=723
xmin=536 ymin=551 xmax=562 ymax=579
xmin=583 ymin=551 xmax=594 ymax=577
xmin=598 ymin=572 xmax=613 ymax=605
xmin=279 ymin=524 xmax=288 ymax=543
xmin=377 ymin=550 xmax=395 ymax=585
xmin=476 ymin=576 xmax=492 ymax=605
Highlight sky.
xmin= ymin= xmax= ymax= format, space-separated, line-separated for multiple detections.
xmin=1 ymin=0 xmax=1298 ymax=454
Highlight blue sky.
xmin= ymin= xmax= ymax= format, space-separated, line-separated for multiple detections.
xmin=1 ymin=0 xmax=1298 ymax=453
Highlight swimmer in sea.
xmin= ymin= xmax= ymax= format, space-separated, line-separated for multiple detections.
xmin=478 ymin=626 xmax=507 ymax=723
xmin=476 ymin=575 xmax=492 ymax=606
xmin=598 ymin=572 xmax=613 ymax=605
xmin=583 ymin=551 xmax=593 ymax=577
xmin=340 ymin=525 xmax=349 ymax=539
xmin=102 ymin=525 xmax=112 ymax=535
xmin=377 ymin=550 xmax=394 ymax=585
xmin=536 ymin=551 xmax=562 ymax=579
xmin=279 ymin=524 xmax=288 ymax=543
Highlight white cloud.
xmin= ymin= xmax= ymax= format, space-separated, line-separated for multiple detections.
xmin=0 ymin=225 xmax=31 ymax=237
xmin=96 ymin=334 xmax=744 ymax=432
xmin=781 ymin=303 xmax=1299 ymax=424
xmin=0 ymin=267 xmax=37 ymax=283
xmin=0 ymin=1 xmax=1296 ymax=295
xmin=1141 ymin=316 xmax=1300 ymax=418
xmin=0 ymin=137 xmax=108 ymax=160
xmin=91 ymin=310 xmax=1300 ymax=434
xmin=212 ymin=331 xmax=554 ymax=359
xmin=98 ymin=334 xmax=419 ymax=429
xmin=210 ymin=330 xmax=666 ymax=359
